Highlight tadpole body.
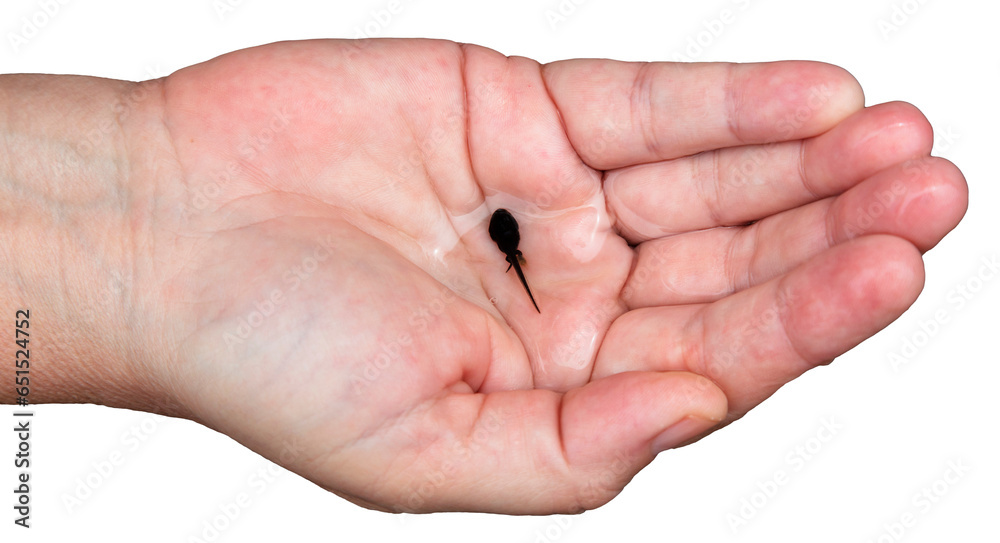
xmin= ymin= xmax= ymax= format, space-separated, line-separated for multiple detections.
xmin=489 ymin=208 xmax=540 ymax=313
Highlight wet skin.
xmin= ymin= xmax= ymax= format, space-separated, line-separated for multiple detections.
xmin=489 ymin=208 xmax=541 ymax=313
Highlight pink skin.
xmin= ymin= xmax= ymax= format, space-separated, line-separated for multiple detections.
xmin=0 ymin=39 xmax=967 ymax=514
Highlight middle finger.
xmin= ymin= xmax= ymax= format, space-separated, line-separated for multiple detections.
xmin=606 ymin=102 xmax=933 ymax=243
xmin=621 ymin=156 xmax=967 ymax=308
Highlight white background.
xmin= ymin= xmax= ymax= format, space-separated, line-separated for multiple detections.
xmin=1 ymin=0 xmax=996 ymax=541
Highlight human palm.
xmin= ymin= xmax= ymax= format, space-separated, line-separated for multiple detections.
xmin=134 ymin=39 xmax=966 ymax=513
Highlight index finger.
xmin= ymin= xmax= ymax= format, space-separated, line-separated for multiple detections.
xmin=540 ymin=60 xmax=864 ymax=170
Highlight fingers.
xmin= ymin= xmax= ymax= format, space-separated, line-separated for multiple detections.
xmin=461 ymin=44 xmax=635 ymax=390
xmin=607 ymin=101 xmax=934 ymax=242
xmin=541 ymin=59 xmax=863 ymax=170
xmin=463 ymin=44 xmax=601 ymax=210
xmin=360 ymin=371 xmax=726 ymax=514
xmin=622 ymin=156 xmax=968 ymax=307
xmin=596 ymin=235 xmax=925 ymax=420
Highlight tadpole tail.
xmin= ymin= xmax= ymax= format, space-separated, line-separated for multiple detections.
xmin=509 ymin=258 xmax=541 ymax=313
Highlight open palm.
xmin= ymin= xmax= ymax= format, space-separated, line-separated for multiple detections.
xmin=140 ymin=39 xmax=966 ymax=513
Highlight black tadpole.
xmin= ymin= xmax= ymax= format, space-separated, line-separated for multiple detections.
xmin=489 ymin=208 xmax=541 ymax=313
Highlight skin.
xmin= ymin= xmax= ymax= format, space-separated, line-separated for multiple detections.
xmin=0 ymin=39 xmax=967 ymax=514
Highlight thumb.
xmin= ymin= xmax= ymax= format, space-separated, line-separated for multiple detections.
xmin=377 ymin=371 xmax=726 ymax=514
xmin=559 ymin=371 xmax=728 ymax=509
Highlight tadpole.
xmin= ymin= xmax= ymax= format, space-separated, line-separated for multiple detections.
xmin=488 ymin=208 xmax=540 ymax=313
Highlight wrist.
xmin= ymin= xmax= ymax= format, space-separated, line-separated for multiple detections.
xmin=0 ymin=74 xmax=172 ymax=415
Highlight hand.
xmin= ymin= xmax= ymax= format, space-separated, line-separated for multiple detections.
xmin=4 ymin=39 xmax=967 ymax=514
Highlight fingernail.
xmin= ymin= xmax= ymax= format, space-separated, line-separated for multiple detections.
xmin=650 ymin=416 xmax=716 ymax=455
